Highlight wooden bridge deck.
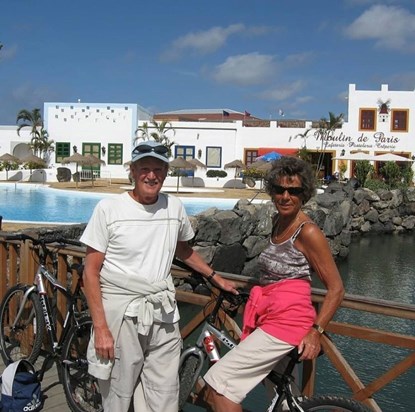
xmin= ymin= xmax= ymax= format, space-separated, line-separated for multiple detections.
xmin=0 ymin=356 xmax=71 ymax=411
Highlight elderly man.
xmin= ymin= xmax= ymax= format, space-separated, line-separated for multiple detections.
xmin=81 ymin=141 xmax=237 ymax=412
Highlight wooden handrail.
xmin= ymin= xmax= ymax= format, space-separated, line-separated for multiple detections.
xmin=0 ymin=238 xmax=413 ymax=411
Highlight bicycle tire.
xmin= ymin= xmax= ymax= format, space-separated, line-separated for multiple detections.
xmin=0 ymin=284 xmax=45 ymax=364
xmin=60 ymin=314 xmax=103 ymax=412
xmin=296 ymin=395 xmax=372 ymax=412
xmin=178 ymin=353 xmax=202 ymax=411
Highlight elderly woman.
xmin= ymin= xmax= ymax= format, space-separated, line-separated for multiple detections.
xmin=204 ymin=156 xmax=345 ymax=412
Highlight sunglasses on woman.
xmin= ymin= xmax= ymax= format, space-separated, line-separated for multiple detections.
xmin=272 ymin=184 xmax=304 ymax=196
xmin=132 ymin=144 xmax=168 ymax=156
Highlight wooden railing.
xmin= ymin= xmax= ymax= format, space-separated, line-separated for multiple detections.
xmin=0 ymin=237 xmax=414 ymax=411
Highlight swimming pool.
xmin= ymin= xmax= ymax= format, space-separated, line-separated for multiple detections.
xmin=0 ymin=184 xmax=242 ymax=224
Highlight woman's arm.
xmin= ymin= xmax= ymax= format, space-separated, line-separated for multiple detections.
xmin=295 ymin=223 xmax=345 ymax=360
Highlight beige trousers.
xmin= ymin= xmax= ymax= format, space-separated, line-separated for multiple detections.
xmin=99 ymin=317 xmax=181 ymax=412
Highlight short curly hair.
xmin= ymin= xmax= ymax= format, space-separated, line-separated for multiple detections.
xmin=264 ymin=156 xmax=315 ymax=202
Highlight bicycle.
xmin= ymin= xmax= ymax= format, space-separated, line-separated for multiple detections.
xmin=0 ymin=233 xmax=102 ymax=412
xmin=178 ymin=273 xmax=371 ymax=412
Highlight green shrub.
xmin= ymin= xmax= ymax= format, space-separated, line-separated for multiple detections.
xmin=355 ymin=160 xmax=374 ymax=187
xmin=0 ymin=162 xmax=19 ymax=172
xmin=401 ymin=164 xmax=414 ymax=186
xmin=364 ymin=178 xmax=388 ymax=191
xmin=22 ymin=161 xmax=44 ymax=170
xmin=206 ymin=170 xmax=227 ymax=178
xmin=241 ymin=168 xmax=266 ymax=179
xmin=380 ymin=161 xmax=401 ymax=188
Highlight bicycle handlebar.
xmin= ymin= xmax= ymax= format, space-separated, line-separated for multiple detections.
xmin=1 ymin=233 xmax=83 ymax=248
xmin=172 ymin=258 xmax=250 ymax=308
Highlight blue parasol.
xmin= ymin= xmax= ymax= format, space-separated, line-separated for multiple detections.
xmin=256 ymin=151 xmax=282 ymax=162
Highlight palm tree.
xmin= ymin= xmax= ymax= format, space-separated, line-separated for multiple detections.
xmin=34 ymin=128 xmax=55 ymax=162
xmin=16 ymin=108 xmax=43 ymax=138
xmin=315 ymin=112 xmax=344 ymax=177
xmin=17 ymin=109 xmax=54 ymax=163
xmin=135 ymin=120 xmax=176 ymax=156
xmin=289 ymin=127 xmax=312 ymax=148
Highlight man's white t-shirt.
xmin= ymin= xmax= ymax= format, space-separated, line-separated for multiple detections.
xmin=80 ymin=191 xmax=194 ymax=322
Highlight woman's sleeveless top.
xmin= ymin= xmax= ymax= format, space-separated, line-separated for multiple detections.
xmin=258 ymin=221 xmax=315 ymax=285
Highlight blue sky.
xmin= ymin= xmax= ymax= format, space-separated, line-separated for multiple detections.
xmin=1 ymin=0 xmax=415 ymax=125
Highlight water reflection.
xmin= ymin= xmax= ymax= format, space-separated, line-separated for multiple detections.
xmin=313 ymin=234 xmax=415 ymax=412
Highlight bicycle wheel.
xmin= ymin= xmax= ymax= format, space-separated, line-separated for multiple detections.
xmin=178 ymin=353 xmax=203 ymax=411
xmin=0 ymin=284 xmax=44 ymax=364
xmin=298 ymin=395 xmax=372 ymax=411
xmin=61 ymin=314 xmax=103 ymax=412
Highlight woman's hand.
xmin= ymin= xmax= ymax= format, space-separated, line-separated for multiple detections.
xmin=298 ymin=329 xmax=321 ymax=361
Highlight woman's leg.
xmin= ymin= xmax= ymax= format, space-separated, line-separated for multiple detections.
xmin=204 ymin=385 xmax=243 ymax=412
xmin=204 ymin=329 xmax=294 ymax=410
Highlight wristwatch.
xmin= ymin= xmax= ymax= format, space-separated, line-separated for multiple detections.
xmin=312 ymin=323 xmax=325 ymax=335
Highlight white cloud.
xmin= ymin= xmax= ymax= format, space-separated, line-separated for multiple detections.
xmin=161 ymin=24 xmax=245 ymax=61
xmin=344 ymin=5 xmax=415 ymax=52
xmin=258 ymin=80 xmax=306 ymax=101
xmin=161 ymin=23 xmax=273 ymax=61
xmin=211 ymin=53 xmax=278 ymax=85
xmin=295 ymin=95 xmax=313 ymax=105
xmin=283 ymin=52 xmax=314 ymax=66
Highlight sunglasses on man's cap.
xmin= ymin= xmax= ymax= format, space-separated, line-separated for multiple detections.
xmin=132 ymin=144 xmax=168 ymax=156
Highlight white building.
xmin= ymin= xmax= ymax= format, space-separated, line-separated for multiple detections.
xmin=0 ymin=84 xmax=413 ymax=185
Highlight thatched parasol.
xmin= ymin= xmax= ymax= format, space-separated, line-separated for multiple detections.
xmin=224 ymin=159 xmax=246 ymax=169
xmin=169 ymin=157 xmax=196 ymax=193
xmin=62 ymin=153 xmax=105 ymax=187
xmin=20 ymin=153 xmax=46 ymax=166
xmin=187 ymin=158 xmax=207 ymax=169
xmin=187 ymin=158 xmax=206 ymax=186
xmin=225 ymin=159 xmax=246 ymax=188
xmin=249 ymin=159 xmax=272 ymax=172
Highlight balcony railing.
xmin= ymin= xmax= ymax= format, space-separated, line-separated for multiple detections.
xmin=0 ymin=237 xmax=413 ymax=411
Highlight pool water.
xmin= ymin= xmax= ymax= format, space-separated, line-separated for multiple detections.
xmin=0 ymin=184 xmax=240 ymax=224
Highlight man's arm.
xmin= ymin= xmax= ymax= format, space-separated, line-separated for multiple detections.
xmin=83 ymin=246 xmax=115 ymax=360
xmin=175 ymin=241 xmax=238 ymax=294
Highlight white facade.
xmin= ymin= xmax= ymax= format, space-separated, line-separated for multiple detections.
xmin=0 ymin=84 xmax=414 ymax=184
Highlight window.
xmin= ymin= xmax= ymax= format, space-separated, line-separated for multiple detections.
xmin=391 ymin=110 xmax=408 ymax=132
xmin=55 ymin=142 xmax=70 ymax=163
xmin=174 ymin=146 xmax=195 ymax=177
xmin=245 ymin=149 xmax=258 ymax=166
xmin=359 ymin=109 xmax=376 ymax=130
xmin=175 ymin=145 xmax=195 ymax=160
xmin=206 ymin=146 xmax=221 ymax=168
xmin=108 ymin=143 xmax=123 ymax=165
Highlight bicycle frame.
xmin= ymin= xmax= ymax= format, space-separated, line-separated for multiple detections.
xmin=34 ymin=262 xmax=83 ymax=352
xmin=179 ymin=284 xmax=307 ymax=412
xmin=179 ymin=321 xmax=239 ymax=388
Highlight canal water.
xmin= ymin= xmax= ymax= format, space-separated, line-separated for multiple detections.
xmin=181 ymin=233 xmax=415 ymax=411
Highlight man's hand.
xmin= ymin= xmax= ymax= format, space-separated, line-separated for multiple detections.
xmin=94 ymin=326 xmax=115 ymax=360
xmin=211 ymin=274 xmax=239 ymax=295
